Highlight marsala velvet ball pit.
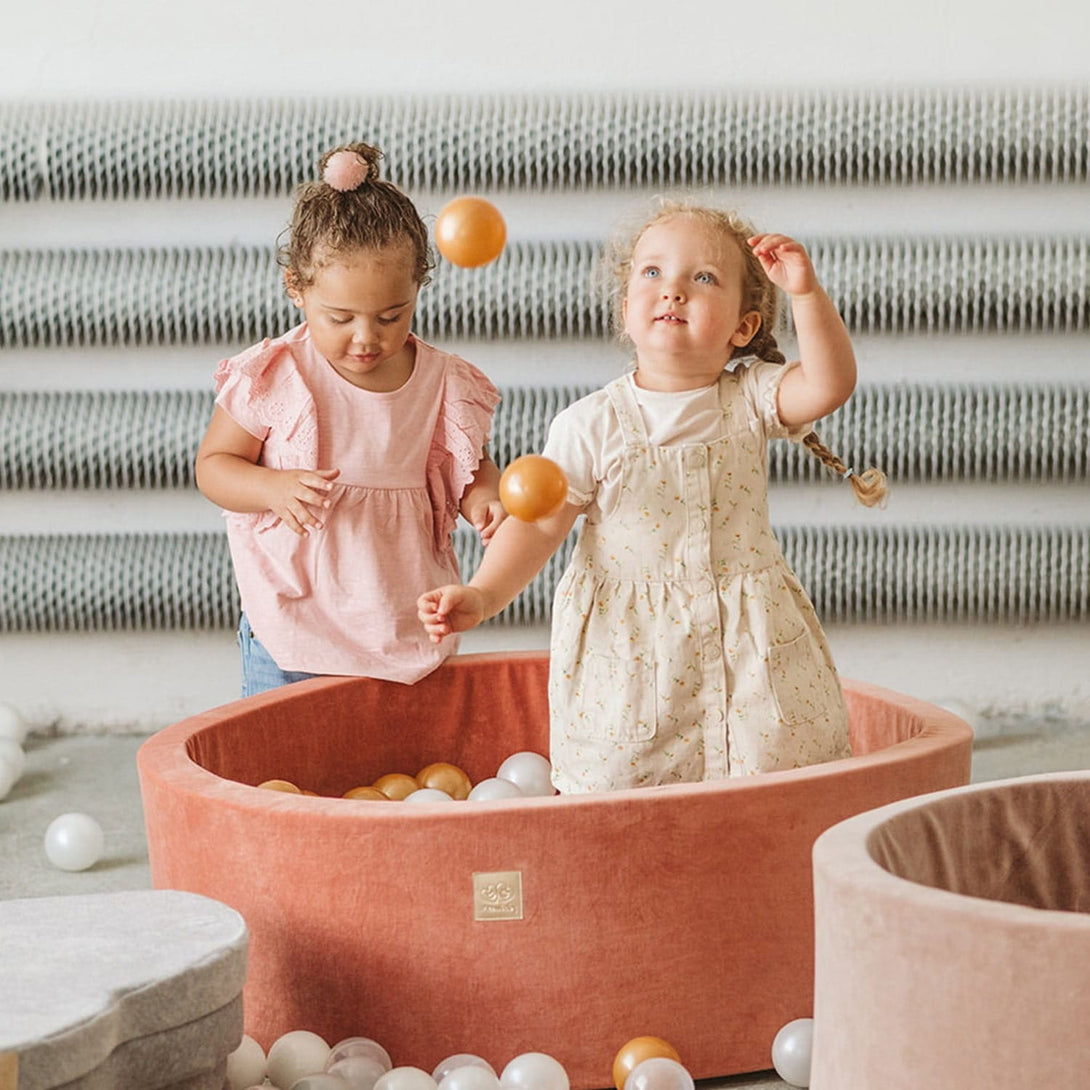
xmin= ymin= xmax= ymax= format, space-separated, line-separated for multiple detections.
xmin=810 ymin=771 xmax=1090 ymax=1090
xmin=137 ymin=651 xmax=971 ymax=1087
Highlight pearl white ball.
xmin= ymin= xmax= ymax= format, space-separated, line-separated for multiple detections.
xmin=226 ymin=1035 xmax=267 ymax=1090
xmin=495 ymin=752 xmax=555 ymax=797
xmin=373 ymin=1066 xmax=438 ymax=1090
xmin=466 ymin=777 xmax=524 ymax=802
xmin=327 ymin=1055 xmax=387 ymax=1090
xmin=267 ymin=1030 xmax=331 ymax=1089
xmin=433 ymin=1055 xmax=497 ymax=1082
xmin=438 ymin=1067 xmax=500 ymax=1090
xmin=327 ymin=1037 xmax=392 ymax=1073
xmin=771 ymin=1018 xmax=814 ymax=1088
xmin=625 ymin=1058 xmax=693 ymax=1090
xmin=43 ymin=812 xmax=104 ymax=871
xmin=0 ymin=703 xmax=28 ymax=745
xmin=403 ymin=787 xmax=457 ymax=804
xmin=499 ymin=1053 xmax=568 ymax=1090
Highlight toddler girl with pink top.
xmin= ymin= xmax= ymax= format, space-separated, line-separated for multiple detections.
xmin=196 ymin=142 xmax=505 ymax=696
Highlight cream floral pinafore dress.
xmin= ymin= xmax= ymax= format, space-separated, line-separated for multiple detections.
xmin=547 ymin=366 xmax=851 ymax=793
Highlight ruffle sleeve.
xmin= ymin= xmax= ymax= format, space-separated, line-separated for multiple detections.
xmin=740 ymin=358 xmax=814 ymax=442
xmin=426 ymin=354 xmax=501 ymax=547
xmin=213 ymin=330 xmax=319 ymax=468
xmin=212 ymin=328 xmax=320 ymax=535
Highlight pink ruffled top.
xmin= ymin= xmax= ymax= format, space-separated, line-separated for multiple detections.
xmin=214 ymin=324 xmax=499 ymax=682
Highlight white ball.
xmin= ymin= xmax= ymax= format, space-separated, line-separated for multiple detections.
xmin=0 ymin=738 xmax=26 ymax=782
xmin=433 ymin=1055 xmax=497 ymax=1082
xmin=0 ymin=703 xmax=28 ymax=745
xmin=0 ymin=761 xmax=19 ymax=801
xmin=466 ymin=777 xmax=524 ymax=802
xmin=373 ymin=1066 xmax=438 ymax=1090
xmin=402 ymin=787 xmax=457 ymax=804
xmin=495 ymin=752 xmax=555 ymax=797
xmin=499 ymin=1053 xmax=568 ymax=1090
xmin=625 ymin=1058 xmax=694 ymax=1090
xmin=226 ymin=1035 xmax=267 ymax=1090
xmin=290 ymin=1075 xmax=351 ymax=1090
xmin=438 ymin=1066 xmax=500 ymax=1090
xmin=771 ymin=1018 xmax=814 ymax=1088
xmin=43 ymin=812 xmax=104 ymax=871
xmin=327 ymin=1038 xmax=392 ymax=1073
xmin=327 ymin=1055 xmax=388 ymax=1090
xmin=267 ymin=1030 xmax=332 ymax=1089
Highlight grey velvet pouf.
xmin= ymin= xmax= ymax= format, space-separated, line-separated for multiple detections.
xmin=0 ymin=890 xmax=248 ymax=1090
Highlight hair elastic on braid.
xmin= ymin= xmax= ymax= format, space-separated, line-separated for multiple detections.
xmin=802 ymin=432 xmax=888 ymax=507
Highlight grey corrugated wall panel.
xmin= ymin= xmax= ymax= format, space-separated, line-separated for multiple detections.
xmin=2 ymin=236 xmax=1088 ymax=347
xmin=2 ymin=525 xmax=1086 ymax=632
xmin=3 ymin=89 xmax=1089 ymax=199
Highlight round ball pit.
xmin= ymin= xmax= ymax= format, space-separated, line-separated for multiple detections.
xmin=137 ymin=651 xmax=971 ymax=1088
xmin=811 ymin=771 xmax=1090 ymax=1088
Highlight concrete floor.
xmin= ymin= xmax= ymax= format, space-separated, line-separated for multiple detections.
xmin=3 ymin=723 xmax=1090 ymax=1088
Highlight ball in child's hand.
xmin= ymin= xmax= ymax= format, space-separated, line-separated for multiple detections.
xmin=499 ymin=456 xmax=568 ymax=522
xmin=435 ymin=196 xmax=506 ymax=268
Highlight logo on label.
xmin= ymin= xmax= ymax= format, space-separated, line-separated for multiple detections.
xmin=472 ymin=871 xmax=523 ymax=920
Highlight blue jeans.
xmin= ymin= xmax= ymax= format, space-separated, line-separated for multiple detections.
xmin=238 ymin=614 xmax=319 ymax=698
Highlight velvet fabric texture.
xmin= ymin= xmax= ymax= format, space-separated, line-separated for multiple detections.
xmin=811 ymin=772 xmax=1090 ymax=1089
xmin=0 ymin=890 xmax=247 ymax=1090
xmin=137 ymin=651 xmax=972 ymax=1087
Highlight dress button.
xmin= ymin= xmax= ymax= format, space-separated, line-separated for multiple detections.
xmin=695 ymin=580 xmax=712 ymax=594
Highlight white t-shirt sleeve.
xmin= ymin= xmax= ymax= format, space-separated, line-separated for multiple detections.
xmin=740 ymin=359 xmax=814 ymax=442
xmin=540 ymin=391 xmax=620 ymax=508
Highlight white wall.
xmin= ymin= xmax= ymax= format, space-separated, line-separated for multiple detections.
xmin=2 ymin=0 xmax=1089 ymax=733
xmin=4 ymin=0 xmax=1090 ymax=97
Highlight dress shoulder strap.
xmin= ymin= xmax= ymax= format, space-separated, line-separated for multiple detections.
xmin=603 ymin=374 xmax=648 ymax=446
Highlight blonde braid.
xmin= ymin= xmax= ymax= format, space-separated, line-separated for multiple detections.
xmin=802 ymin=433 xmax=889 ymax=507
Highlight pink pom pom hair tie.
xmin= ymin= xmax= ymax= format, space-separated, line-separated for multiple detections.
xmin=323 ymin=150 xmax=370 ymax=192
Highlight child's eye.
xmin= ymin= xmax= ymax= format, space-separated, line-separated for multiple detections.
xmin=642 ymin=266 xmax=660 ymax=279
xmin=329 ymin=315 xmax=351 ymax=325
xmin=695 ymin=271 xmax=717 ymax=284
xmin=377 ymin=315 xmax=399 ymax=326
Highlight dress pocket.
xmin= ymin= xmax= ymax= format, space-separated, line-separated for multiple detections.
xmin=577 ymin=651 xmax=657 ymax=743
xmin=767 ymin=631 xmax=831 ymax=727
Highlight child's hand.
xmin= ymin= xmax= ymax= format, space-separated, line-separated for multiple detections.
xmin=417 ymin=585 xmax=487 ymax=642
xmin=263 ymin=467 xmax=340 ymax=535
xmin=748 ymin=234 xmax=819 ymax=297
xmin=467 ymin=499 xmax=507 ymax=545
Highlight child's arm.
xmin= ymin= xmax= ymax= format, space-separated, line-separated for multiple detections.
xmin=459 ymin=449 xmax=506 ymax=544
xmin=748 ymin=234 xmax=857 ymax=428
xmin=195 ymin=407 xmax=340 ymax=536
xmin=418 ymin=500 xmax=581 ymax=641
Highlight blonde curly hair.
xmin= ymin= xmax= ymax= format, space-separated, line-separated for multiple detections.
xmin=606 ymin=198 xmax=887 ymax=508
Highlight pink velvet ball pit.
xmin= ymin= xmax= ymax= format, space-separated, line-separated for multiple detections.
xmin=137 ymin=651 xmax=971 ymax=1088
xmin=811 ymin=771 xmax=1090 ymax=1090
